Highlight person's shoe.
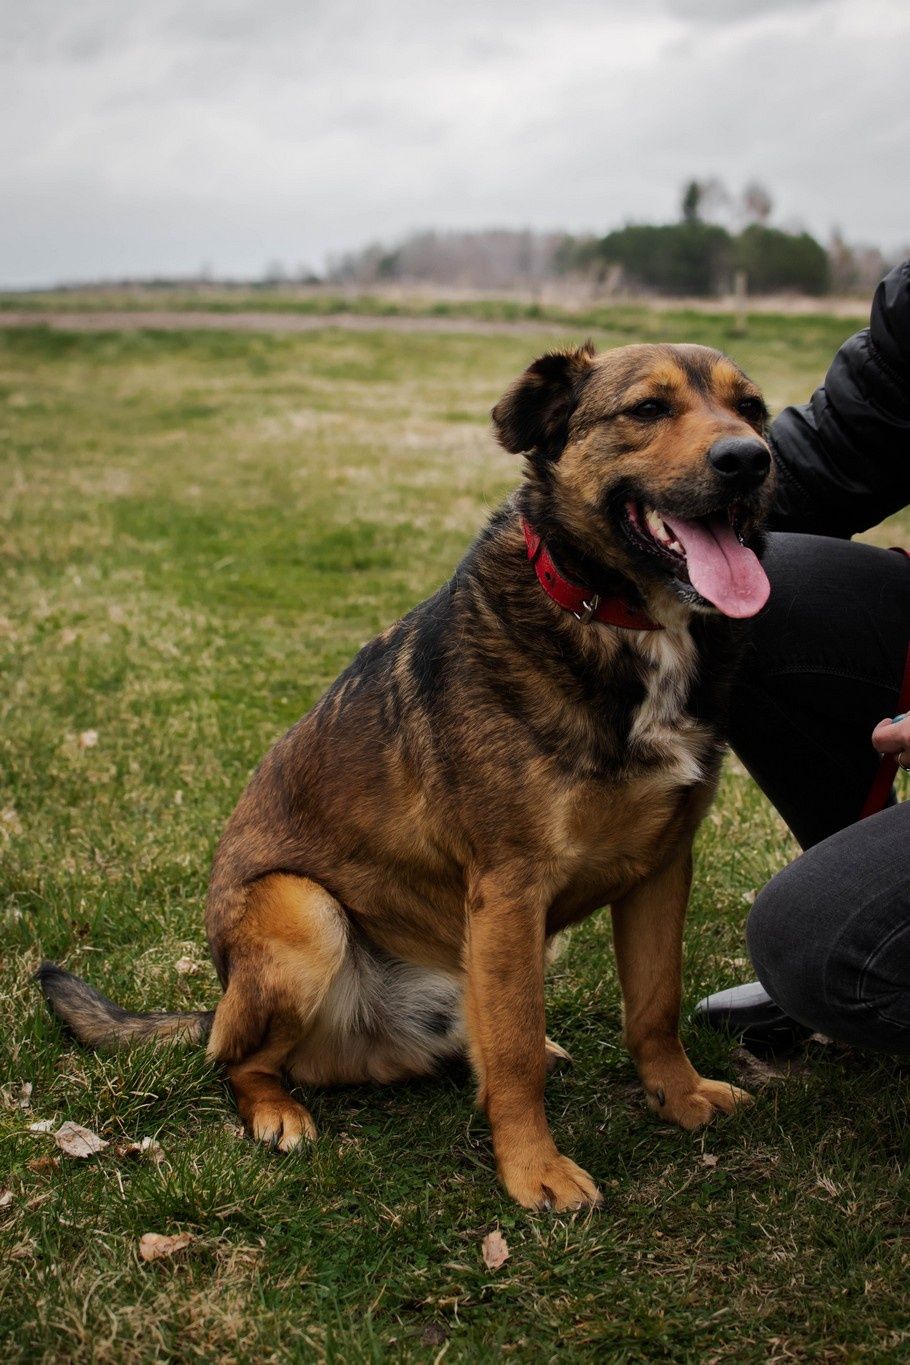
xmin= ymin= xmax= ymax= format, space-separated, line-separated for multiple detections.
xmin=693 ymin=980 xmax=813 ymax=1057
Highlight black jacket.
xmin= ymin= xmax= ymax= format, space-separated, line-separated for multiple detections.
xmin=769 ymin=259 xmax=910 ymax=538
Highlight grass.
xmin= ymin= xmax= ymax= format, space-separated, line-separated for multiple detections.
xmin=0 ymin=282 xmax=867 ymax=333
xmin=1 ymin=313 xmax=909 ymax=1363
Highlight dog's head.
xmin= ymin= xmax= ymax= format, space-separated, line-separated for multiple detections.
xmin=492 ymin=341 xmax=775 ymax=619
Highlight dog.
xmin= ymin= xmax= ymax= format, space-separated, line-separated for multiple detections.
xmin=39 ymin=340 xmax=774 ymax=1211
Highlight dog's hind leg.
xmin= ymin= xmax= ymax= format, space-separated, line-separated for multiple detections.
xmin=228 ymin=1039 xmax=318 ymax=1152
xmin=208 ymin=871 xmax=464 ymax=1146
xmin=207 ymin=873 xmax=351 ymax=1149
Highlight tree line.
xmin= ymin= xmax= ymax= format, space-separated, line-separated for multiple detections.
xmin=325 ymin=181 xmax=899 ymax=298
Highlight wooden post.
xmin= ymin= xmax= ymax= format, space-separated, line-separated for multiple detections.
xmin=732 ymin=270 xmax=748 ymax=337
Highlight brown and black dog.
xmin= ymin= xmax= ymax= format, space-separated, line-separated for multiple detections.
xmin=39 ymin=340 xmax=774 ymax=1211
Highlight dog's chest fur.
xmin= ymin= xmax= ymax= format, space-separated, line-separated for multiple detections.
xmin=541 ymin=622 xmax=717 ymax=924
xmin=627 ymin=625 xmax=706 ymax=786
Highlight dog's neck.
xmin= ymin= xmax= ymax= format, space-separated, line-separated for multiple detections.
xmin=514 ymin=484 xmax=689 ymax=633
xmin=521 ymin=518 xmax=663 ymax=631
xmin=460 ymin=494 xmax=742 ymax=762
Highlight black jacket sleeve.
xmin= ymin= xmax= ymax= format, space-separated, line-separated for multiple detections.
xmin=768 ymin=259 xmax=910 ymax=538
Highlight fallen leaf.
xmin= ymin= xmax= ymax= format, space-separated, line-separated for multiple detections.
xmin=78 ymin=729 xmax=99 ymax=750
xmin=0 ymin=1190 xmax=13 ymax=1208
xmin=700 ymin=1153 xmax=719 ymax=1168
xmin=732 ymin=1047 xmax=789 ymax=1086
xmin=117 ymin=1137 xmax=164 ymax=1163
xmin=139 ymin=1232 xmax=193 ymax=1262
xmin=174 ymin=957 xmax=198 ymax=976
xmin=28 ymin=1120 xmax=54 ymax=1134
xmin=27 ymin=1156 xmax=59 ymax=1174
xmin=0 ymin=807 xmax=23 ymax=840
xmin=481 ymin=1229 xmax=509 ymax=1271
xmin=54 ymin=1121 xmax=108 ymax=1158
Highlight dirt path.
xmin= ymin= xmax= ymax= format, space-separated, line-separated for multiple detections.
xmin=0 ymin=309 xmax=573 ymax=337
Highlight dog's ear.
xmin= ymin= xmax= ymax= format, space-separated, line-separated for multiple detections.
xmin=491 ymin=341 xmax=596 ymax=458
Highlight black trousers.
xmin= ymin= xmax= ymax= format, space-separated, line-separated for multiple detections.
xmin=728 ymin=533 xmax=910 ymax=1052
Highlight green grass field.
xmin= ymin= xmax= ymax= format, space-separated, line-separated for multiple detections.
xmin=0 ymin=284 xmax=867 ymax=331
xmin=2 ymin=310 xmax=909 ymax=1362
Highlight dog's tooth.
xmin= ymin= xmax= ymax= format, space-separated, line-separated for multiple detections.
xmin=641 ymin=506 xmax=685 ymax=558
xmin=651 ymin=513 xmax=675 ymax=549
xmin=644 ymin=508 xmax=665 ymax=539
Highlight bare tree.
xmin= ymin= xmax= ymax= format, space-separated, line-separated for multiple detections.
xmin=741 ymin=181 xmax=773 ymax=225
xmin=325 ymin=229 xmax=569 ymax=290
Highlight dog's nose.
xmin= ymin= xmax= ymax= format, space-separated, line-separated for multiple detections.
xmin=707 ymin=437 xmax=771 ymax=490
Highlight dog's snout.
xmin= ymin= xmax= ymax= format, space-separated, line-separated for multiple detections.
xmin=707 ymin=437 xmax=771 ymax=490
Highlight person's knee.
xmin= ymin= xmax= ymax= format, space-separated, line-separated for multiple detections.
xmin=746 ymin=807 xmax=910 ymax=1050
xmin=747 ymin=854 xmax=910 ymax=1050
xmin=826 ymin=918 xmax=910 ymax=1044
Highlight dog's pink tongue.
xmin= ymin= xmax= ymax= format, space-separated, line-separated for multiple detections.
xmin=661 ymin=515 xmax=770 ymax=618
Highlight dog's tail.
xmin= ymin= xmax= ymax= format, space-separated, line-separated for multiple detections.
xmin=36 ymin=962 xmax=214 ymax=1051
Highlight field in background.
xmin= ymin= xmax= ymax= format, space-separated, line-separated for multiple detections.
xmin=1 ymin=311 xmax=909 ymax=1362
xmin=0 ymin=281 xmax=871 ymax=325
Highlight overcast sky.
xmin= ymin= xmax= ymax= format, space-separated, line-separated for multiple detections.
xmin=2 ymin=0 xmax=907 ymax=287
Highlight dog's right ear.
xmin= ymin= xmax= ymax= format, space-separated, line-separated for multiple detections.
xmin=491 ymin=341 xmax=596 ymax=458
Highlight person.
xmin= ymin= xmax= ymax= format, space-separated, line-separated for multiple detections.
xmin=697 ymin=259 xmax=910 ymax=1055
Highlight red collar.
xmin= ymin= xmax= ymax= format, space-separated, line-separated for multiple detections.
xmin=521 ymin=518 xmax=663 ymax=631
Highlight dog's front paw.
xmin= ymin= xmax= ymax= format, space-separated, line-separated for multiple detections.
xmin=649 ymin=1076 xmax=751 ymax=1130
xmin=500 ymin=1148 xmax=603 ymax=1212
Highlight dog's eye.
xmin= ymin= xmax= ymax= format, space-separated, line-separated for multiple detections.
xmin=629 ymin=399 xmax=670 ymax=421
xmin=737 ymin=396 xmax=765 ymax=421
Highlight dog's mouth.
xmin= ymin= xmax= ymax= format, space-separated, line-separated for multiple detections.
xmin=622 ymin=500 xmax=770 ymax=618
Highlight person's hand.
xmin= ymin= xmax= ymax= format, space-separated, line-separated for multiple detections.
xmin=871 ymin=711 xmax=910 ymax=771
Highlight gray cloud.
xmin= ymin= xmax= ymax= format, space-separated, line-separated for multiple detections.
xmin=1 ymin=0 xmax=907 ymax=286
xmin=665 ymin=0 xmax=831 ymax=21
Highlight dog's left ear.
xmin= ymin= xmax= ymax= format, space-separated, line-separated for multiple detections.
xmin=491 ymin=341 xmax=596 ymax=458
